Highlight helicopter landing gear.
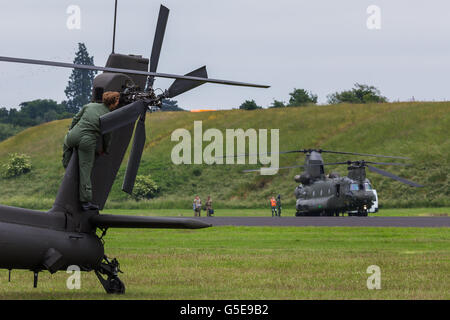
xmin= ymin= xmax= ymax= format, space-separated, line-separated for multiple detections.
xmin=352 ymin=209 xmax=368 ymax=217
xmin=95 ymin=256 xmax=125 ymax=294
xmin=33 ymin=271 xmax=39 ymax=288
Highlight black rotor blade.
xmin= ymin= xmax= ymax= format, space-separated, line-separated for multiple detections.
xmin=320 ymin=161 xmax=409 ymax=167
xmin=320 ymin=150 xmax=410 ymax=160
xmin=367 ymin=165 xmax=424 ymax=187
xmin=242 ymin=161 xmax=361 ymax=172
xmin=100 ymin=100 xmax=147 ymax=134
xmin=364 ymin=161 xmax=409 ymax=166
xmin=241 ymin=161 xmax=408 ymax=173
xmin=242 ymin=164 xmax=305 ymax=173
xmin=0 ymin=56 xmax=269 ymax=88
xmin=220 ymin=150 xmax=301 ymax=159
xmin=167 ymin=66 xmax=208 ymax=98
xmin=147 ymin=5 xmax=170 ymax=88
xmin=122 ymin=113 xmax=147 ymax=194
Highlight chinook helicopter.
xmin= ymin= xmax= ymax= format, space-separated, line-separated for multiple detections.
xmin=0 ymin=3 xmax=268 ymax=294
xmin=243 ymin=149 xmax=423 ymax=216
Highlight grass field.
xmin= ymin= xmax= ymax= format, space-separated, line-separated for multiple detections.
xmin=100 ymin=207 xmax=450 ymax=217
xmin=0 ymin=102 xmax=448 ymax=209
xmin=0 ymin=103 xmax=447 ymax=300
xmin=0 ymin=225 xmax=448 ymax=300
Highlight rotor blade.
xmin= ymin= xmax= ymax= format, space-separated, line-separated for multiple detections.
xmin=0 ymin=56 xmax=270 ymax=88
xmin=364 ymin=161 xmax=409 ymax=166
xmin=242 ymin=161 xmax=361 ymax=172
xmin=122 ymin=114 xmax=146 ymax=194
xmin=320 ymin=150 xmax=410 ymax=160
xmin=243 ymin=165 xmax=306 ymax=173
xmin=241 ymin=161 xmax=408 ymax=173
xmin=320 ymin=161 xmax=409 ymax=166
xmin=90 ymin=214 xmax=211 ymax=229
xmin=100 ymin=100 xmax=147 ymax=134
xmin=227 ymin=149 xmax=410 ymax=160
xmin=318 ymin=162 xmax=350 ymax=166
xmin=220 ymin=150 xmax=302 ymax=159
xmin=167 ymin=66 xmax=208 ymax=98
xmin=367 ymin=165 xmax=424 ymax=187
xmin=147 ymin=5 xmax=170 ymax=88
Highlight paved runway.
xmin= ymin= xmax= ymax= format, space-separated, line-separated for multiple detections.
xmin=192 ymin=217 xmax=450 ymax=228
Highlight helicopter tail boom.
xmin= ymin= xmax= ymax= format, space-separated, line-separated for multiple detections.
xmin=90 ymin=214 xmax=211 ymax=229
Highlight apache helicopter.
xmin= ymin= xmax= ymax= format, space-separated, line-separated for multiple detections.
xmin=243 ymin=149 xmax=423 ymax=216
xmin=0 ymin=3 xmax=268 ymax=294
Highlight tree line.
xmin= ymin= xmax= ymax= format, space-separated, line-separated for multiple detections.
xmin=0 ymin=43 xmax=96 ymax=141
xmin=0 ymin=43 xmax=188 ymax=142
xmin=239 ymin=83 xmax=388 ymax=110
xmin=0 ymin=42 xmax=390 ymax=140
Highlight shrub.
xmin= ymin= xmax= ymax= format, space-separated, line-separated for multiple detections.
xmin=327 ymin=83 xmax=388 ymax=104
xmin=287 ymin=88 xmax=318 ymax=106
xmin=269 ymin=100 xmax=286 ymax=108
xmin=3 ymin=153 xmax=32 ymax=178
xmin=132 ymin=175 xmax=160 ymax=200
xmin=239 ymin=100 xmax=262 ymax=110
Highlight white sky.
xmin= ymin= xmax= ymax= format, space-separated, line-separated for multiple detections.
xmin=0 ymin=0 xmax=449 ymax=110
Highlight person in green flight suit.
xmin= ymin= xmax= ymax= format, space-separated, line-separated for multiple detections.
xmin=276 ymin=194 xmax=282 ymax=217
xmin=62 ymin=91 xmax=120 ymax=211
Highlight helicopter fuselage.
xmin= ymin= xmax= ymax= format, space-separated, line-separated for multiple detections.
xmin=294 ymin=177 xmax=375 ymax=216
xmin=0 ymin=204 xmax=103 ymax=273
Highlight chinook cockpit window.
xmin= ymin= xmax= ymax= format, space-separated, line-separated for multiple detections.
xmin=350 ymin=184 xmax=360 ymax=191
xmin=364 ymin=183 xmax=373 ymax=190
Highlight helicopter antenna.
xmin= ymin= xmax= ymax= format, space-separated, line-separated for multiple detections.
xmin=112 ymin=0 xmax=118 ymax=53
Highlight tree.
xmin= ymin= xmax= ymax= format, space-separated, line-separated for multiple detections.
xmin=269 ymin=99 xmax=286 ymax=108
xmin=239 ymin=100 xmax=262 ymax=110
xmin=161 ymin=99 xmax=184 ymax=111
xmin=0 ymin=124 xmax=25 ymax=142
xmin=64 ymin=43 xmax=97 ymax=113
xmin=5 ymin=100 xmax=71 ymax=127
xmin=287 ymin=88 xmax=318 ymax=107
xmin=0 ymin=100 xmax=73 ymax=141
xmin=327 ymin=83 xmax=388 ymax=104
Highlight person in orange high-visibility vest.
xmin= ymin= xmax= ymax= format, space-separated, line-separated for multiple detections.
xmin=270 ymin=196 xmax=277 ymax=217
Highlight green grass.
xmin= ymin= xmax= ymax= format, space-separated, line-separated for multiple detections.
xmin=0 ymin=102 xmax=448 ymax=209
xmin=99 ymin=207 xmax=450 ymax=217
xmin=0 ymin=226 xmax=448 ymax=299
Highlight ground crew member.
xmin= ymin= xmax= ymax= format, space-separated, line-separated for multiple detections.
xmin=193 ymin=196 xmax=202 ymax=217
xmin=205 ymin=196 xmax=213 ymax=217
xmin=62 ymin=91 xmax=120 ymax=211
xmin=270 ymin=196 xmax=277 ymax=217
xmin=276 ymin=194 xmax=282 ymax=217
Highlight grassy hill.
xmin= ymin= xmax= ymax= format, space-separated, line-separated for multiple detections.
xmin=0 ymin=102 xmax=448 ymax=210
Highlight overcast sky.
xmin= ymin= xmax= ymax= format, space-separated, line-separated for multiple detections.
xmin=0 ymin=0 xmax=449 ymax=110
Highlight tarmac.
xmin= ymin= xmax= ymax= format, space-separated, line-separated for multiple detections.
xmin=192 ymin=216 xmax=450 ymax=228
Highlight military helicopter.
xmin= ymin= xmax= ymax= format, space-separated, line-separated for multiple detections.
xmin=243 ymin=149 xmax=423 ymax=216
xmin=0 ymin=3 xmax=268 ymax=294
